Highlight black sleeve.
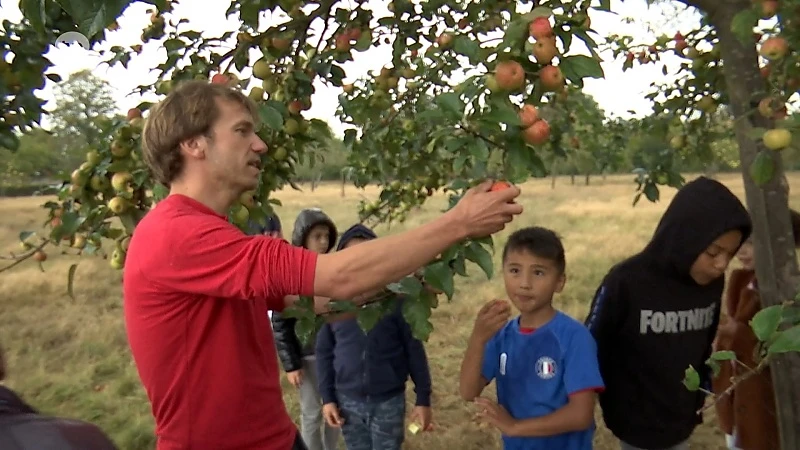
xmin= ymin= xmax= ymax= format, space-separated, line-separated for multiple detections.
xmin=270 ymin=311 xmax=303 ymax=373
xmin=584 ymin=270 xmax=628 ymax=367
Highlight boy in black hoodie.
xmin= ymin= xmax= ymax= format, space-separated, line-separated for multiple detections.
xmin=316 ymin=224 xmax=433 ymax=450
xmin=584 ymin=176 xmax=752 ymax=450
xmin=271 ymin=208 xmax=340 ymax=450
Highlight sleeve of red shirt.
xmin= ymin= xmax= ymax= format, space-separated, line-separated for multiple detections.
xmin=155 ymin=213 xmax=317 ymax=311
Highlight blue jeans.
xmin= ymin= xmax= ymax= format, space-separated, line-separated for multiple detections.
xmin=338 ymin=393 xmax=406 ymax=450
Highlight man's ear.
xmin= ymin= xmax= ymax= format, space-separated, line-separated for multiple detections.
xmin=179 ymin=135 xmax=206 ymax=160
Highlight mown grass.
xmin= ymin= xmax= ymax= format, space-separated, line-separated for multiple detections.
xmin=2 ymin=172 xmax=797 ymax=450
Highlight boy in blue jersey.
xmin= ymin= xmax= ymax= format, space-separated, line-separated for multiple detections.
xmin=459 ymin=226 xmax=604 ymax=450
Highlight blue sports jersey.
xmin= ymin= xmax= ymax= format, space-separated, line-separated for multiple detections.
xmin=481 ymin=311 xmax=605 ymax=450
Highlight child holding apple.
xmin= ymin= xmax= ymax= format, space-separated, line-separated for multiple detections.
xmin=459 ymin=226 xmax=604 ymax=450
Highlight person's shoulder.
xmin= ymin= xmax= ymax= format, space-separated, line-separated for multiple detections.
xmin=552 ymin=313 xmax=596 ymax=346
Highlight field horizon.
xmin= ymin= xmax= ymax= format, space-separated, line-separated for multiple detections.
xmin=2 ymin=172 xmax=796 ymax=450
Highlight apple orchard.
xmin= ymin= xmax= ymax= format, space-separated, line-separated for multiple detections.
xmin=3 ymin=0 xmax=800 ymax=446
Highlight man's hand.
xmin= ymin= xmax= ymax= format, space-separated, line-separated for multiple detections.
xmin=474 ymin=397 xmax=518 ymax=436
xmin=322 ymin=403 xmax=344 ymax=427
xmin=448 ymin=180 xmax=523 ymax=239
xmin=472 ymin=300 xmax=511 ymax=344
xmin=409 ymin=406 xmax=433 ymax=431
xmin=286 ymin=369 xmax=303 ymax=388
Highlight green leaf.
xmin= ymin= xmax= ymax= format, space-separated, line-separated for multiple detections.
xmin=435 ymin=93 xmax=465 ymax=119
xmin=19 ymin=0 xmax=47 ymax=35
xmin=454 ymin=36 xmax=480 ymax=63
xmin=485 ymin=101 xmax=521 ymax=126
xmin=0 ymin=130 xmax=20 ymax=151
xmin=295 ymin=316 xmax=318 ymax=348
xmin=708 ymin=350 xmax=736 ymax=361
xmin=731 ymin=8 xmax=761 ymax=44
xmin=152 ymin=183 xmax=169 ymax=202
xmin=327 ymin=301 xmax=358 ymax=313
xmin=468 ymin=138 xmax=489 ymax=160
xmin=19 ymin=231 xmax=35 ymax=243
xmin=402 ymin=296 xmax=434 ymax=341
xmin=527 ymin=7 xmax=554 ymax=19
xmin=259 ymin=104 xmax=284 ymax=130
xmin=357 ymin=305 xmax=384 ymax=334
xmin=559 ymin=55 xmax=605 ymax=83
xmin=751 ymin=305 xmax=782 ymax=341
xmin=682 ymin=365 xmax=700 ymax=391
xmin=643 ymin=182 xmax=659 ymax=202
xmin=749 ymin=151 xmax=774 ymax=186
xmin=464 ymin=241 xmax=494 ymax=279
xmin=67 ymin=263 xmax=78 ymax=300
xmin=58 ymin=0 xmax=132 ymax=39
xmin=423 ymin=261 xmax=455 ymax=300
xmin=768 ymin=325 xmax=800 ymax=354
xmin=387 ymin=276 xmax=424 ymax=297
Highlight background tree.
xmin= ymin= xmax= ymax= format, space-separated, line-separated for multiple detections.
xmin=49 ymin=69 xmax=120 ymax=169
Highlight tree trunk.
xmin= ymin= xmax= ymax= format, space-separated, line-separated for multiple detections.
xmin=570 ymin=174 xmax=575 ymax=185
xmin=551 ymin=160 xmax=558 ymax=189
xmin=584 ymin=173 xmax=590 ymax=186
xmin=707 ymin=3 xmax=800 ymax=449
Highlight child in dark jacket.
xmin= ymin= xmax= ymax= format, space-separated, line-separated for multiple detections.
xmin=584 ymin=176 xmax=752 ymax=450
xmin=271 ymin=208 xmax=340 ymax=450
xmin=316 ymin=223 xmax=433 ymax=450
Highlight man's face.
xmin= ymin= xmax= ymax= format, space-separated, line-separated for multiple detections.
xmin=689 ymin=229 xmax=743 ymax=285
xmin=502 ymin=249 xmax=565 ymax=316
xmin=200 ymin=99 xmax=267 ymax=194
xmin=306 ymin=224 xmax=331 ymax=253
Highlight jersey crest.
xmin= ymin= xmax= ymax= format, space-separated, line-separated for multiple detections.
xmin=535 ymin=356 xmax=557 ymax=379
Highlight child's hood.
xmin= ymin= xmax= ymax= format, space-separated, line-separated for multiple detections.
xmin=336 ymin=223 xmax=377 ymax=251
xmin=641 ymin=176 xmax=751 ymax=276
xmin=291 ymin=208 xmax=338 ymax=251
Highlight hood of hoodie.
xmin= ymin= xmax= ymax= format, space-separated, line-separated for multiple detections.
xmin=336 ymin=223 xmax=377 ymax=250
xmin=641 ymin=176 xmax=751 ymax=278
xmin=291 ymin=208 xmax=337 ymax=252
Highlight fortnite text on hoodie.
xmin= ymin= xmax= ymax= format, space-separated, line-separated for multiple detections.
xmin=584 ymin=176 xmax=752 ymax=450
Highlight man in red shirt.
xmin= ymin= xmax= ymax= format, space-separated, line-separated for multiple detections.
xmin=125 ymin=80 xmax=522 ymax=450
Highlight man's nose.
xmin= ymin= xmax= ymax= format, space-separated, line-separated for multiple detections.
xmin=252 ymin=136 xmax=268 ymax=154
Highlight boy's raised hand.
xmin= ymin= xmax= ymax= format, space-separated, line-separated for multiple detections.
xmin=322 ymin=403 xmax=344 ymax=427
xmin=471 ymin=299 xmax=511 ymax=343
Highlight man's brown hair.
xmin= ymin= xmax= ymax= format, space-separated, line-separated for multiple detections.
xmin=141 ymin=80 xmax=259 ymax=186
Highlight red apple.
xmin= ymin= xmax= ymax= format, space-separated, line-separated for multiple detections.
xmin=211 ymin=74 xmax=229 ymax=84
xmin=518 ymin=104 xmax=540 ymax=129
xmin=127 ymin=108 xmax=142 ymax=121
xmin=495 ymin=60 xmax=525 ymax=91
xmin=528 ymin=17 xmax=553 ymax=40
xmin=760 ymin=36 xmax=789 ymax=60
xmin=532 ymin=39 xmax=558 ymax=64
xmin=539 ymin=65 xmax=565 ymax=91
xmin=522 ymin=119 xmax=551 ymax=145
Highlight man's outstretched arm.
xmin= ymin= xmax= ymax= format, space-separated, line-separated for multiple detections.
xmin=310 ymin=181 xmax=521 ymax=301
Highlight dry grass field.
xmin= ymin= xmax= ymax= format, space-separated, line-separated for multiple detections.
xmin=1 ymin=172 xmax=798 ymax=450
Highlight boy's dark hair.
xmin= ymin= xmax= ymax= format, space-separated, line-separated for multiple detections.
xmin=502 ymin=226 xmax=566 ymax=273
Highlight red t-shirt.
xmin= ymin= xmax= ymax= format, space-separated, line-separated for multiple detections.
xmin=123 ymin=194 xmax=317 ymax=450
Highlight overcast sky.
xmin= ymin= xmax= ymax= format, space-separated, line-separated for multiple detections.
xmin=0 ymin=0 xmax=707 ymax=137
